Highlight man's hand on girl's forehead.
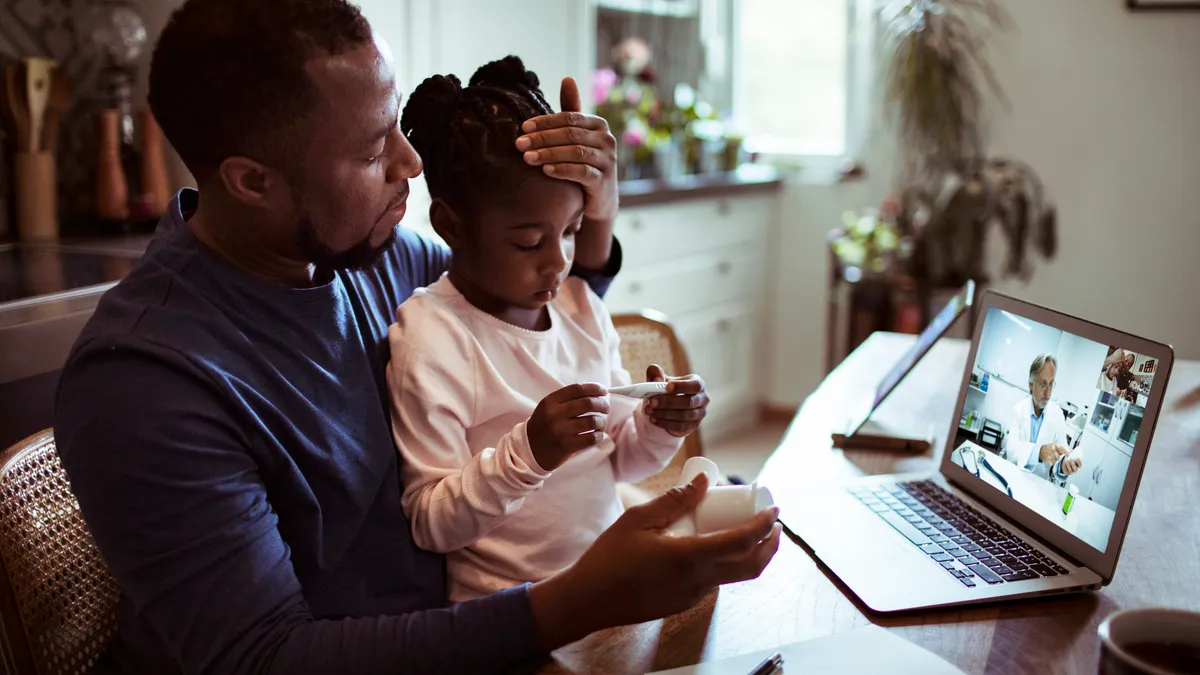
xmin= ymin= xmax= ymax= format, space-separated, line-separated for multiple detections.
xmin=514 ymin=77 xmax=618 ymax=223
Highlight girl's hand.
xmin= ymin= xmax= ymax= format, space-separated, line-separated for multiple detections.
xmin=527 ymin=383 xmax=610 ymax=471
xmin=644 ymin=365 xmax=709 ymax=437
xmin=515 ymin=78 xmax=618 ymax=224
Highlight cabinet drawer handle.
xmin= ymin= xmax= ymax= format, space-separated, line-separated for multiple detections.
xmin=630 ymin=282 xmax=643 ymax=294
xmin=631 ymin=218 xmax=645 ymax=231
xmin=716 ymin=200 xmax=731 ymax=216
xmin=716 ymin=319 xmax=732 ymax=333
xmin=717 ymin=260 xmax=733 ymax=275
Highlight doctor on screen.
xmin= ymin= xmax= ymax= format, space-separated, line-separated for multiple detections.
xmin=1004 ymin=354 xmax=1083 ymax=484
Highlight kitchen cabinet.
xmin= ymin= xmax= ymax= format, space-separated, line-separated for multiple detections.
xmin=1076 ymin=409 xmax=1134 ymax=512
xmin=1074 ymin=426 xmax=1111 ymax=504
xmin=1090 ymin=446 xmax=1131 ymax=518
xmin=1089 ymin=391 xmax=1140 ymax=456
xmin=604 ymin=193 xmax=776 ymax=442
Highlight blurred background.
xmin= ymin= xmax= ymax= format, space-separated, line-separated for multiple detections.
xmin=2 ymin=1 xmax=1199 ymax=465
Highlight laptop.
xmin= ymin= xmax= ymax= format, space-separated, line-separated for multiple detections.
xmin=833 ymin=280 xmax=976 ymax=451
xmin=781 ymin=290 xmax=1174 ymax=612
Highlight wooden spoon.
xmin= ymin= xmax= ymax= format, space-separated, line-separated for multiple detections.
xmin=3 ymin=64 xmax=30 ymax=151
xmin=42 ymin=68 xmax=72 ymax=152
xmin=24 ymin=57 xmax=57 ymax=153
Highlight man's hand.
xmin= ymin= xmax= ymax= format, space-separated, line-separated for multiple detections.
xmin=516 ymin=77 xmax=618 ymax=224
xmin=1039 ymin=443 xmax=1069 ymax=466
xmin=644 ymin=365 xmax=709 ymax=437
xmin=527 ymin=383 xmax=610 ymax=471
xmin=528 ymin=473 xmax=781 ymax=649
xmin=1060 ymin=455 xmax=1083 ymax=475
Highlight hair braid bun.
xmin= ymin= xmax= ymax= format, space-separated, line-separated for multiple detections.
xmin=401 ymin=73 xmax=463 ymax=150
xmin=468 ymin=55 xmax=541 ymax=93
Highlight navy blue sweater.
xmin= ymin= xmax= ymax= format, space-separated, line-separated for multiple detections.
xmin=54 ymin=189 xmax=617 ymax=674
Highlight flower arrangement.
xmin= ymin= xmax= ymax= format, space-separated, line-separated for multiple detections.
xmin=833 ymin=195 xmax=909 ymax=274
xmin=592 ymin=37 xmax=735 ymax=180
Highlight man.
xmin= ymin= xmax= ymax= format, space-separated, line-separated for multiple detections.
xmin=1004 ymin=354 xmax=1083 ymax=485
xmin=1098 ymin=349 xmax=1135 ymax=398
xmin=53 ymin=1 xmax=780 ymax=673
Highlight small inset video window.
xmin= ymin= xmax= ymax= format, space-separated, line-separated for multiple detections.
xmin=1096 ymin=347 xmax=1157 ymax=407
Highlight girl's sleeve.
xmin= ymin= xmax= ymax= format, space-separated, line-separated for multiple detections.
xmin=574 ymin=285 xmax=683 ymax=484
xmin=387 ymin=300 xmax=552 ymax=554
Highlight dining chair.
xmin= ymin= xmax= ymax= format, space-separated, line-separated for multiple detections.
xmin=612 ymin=310 xmax=704 ymax=495
xmin=0 ymin=429 xmax=119 ymax=675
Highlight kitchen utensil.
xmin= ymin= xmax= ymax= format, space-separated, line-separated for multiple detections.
xmin=138 ymin=107 xmax=171 ymax=217
xmin=42 ymin=69 xmax=72 ymax=152
xmin=3 ymin=65 xmax=30 ymax=151
xmin=15 ymin=152 xmax=58 ymax=241
xmin=23 ymin=57 xmax=56 ymax=152
xmin=95 ymin=109 xmax=130 ymax=221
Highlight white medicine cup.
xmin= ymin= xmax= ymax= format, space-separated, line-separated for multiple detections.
xmin=666 ymin=457 xmax=774 ymax=536
xmin=694 ymin=484 xmax=775 ymax=534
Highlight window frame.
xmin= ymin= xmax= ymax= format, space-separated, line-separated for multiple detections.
xmin=730 ymin=0 xmax=874 ymax=183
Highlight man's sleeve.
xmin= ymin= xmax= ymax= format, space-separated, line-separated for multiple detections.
xmin=55 ymin=341 xmax=545 ymax=675
xmin=569 ymin=237 xmax=622 ymax=299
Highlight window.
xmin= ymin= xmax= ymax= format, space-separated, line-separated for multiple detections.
xmin=734 ymin=0 xmax=869 ymax=172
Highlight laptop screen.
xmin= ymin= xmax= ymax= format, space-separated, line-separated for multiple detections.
xmin=842 ymin=281 xmax=974 ymax=438
xmin=951 ymin=306 xmax=1160 ymax=553
xmin=871 ymin=285 xmax=971 ymax=410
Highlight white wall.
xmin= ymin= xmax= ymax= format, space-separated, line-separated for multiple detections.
xmin=976 ymin=307 xmax=1063 ymax=389
xmin=1055 ymin=332 xmax=1109 ymax=418
xmin=765 ymin=0 xmax=1200 ymax=407
xmin=985 ymin=0 xmax=1200 ymax=360
xmin=355 ymin=0 xmax=593 ymax=111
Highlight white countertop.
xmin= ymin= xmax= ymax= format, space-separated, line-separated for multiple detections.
xmin=951 ymin=440 xmax=1115 ymax=551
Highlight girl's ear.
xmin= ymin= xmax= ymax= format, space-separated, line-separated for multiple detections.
xmin=430 ymin=198 xmax=467 ymax=249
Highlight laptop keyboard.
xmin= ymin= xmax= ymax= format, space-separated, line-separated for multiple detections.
xmin=848 ymin=480 xmax=1070 ymax=588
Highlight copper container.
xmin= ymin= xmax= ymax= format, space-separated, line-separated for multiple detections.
xmin=95 ymin=109 xmax=130 ymax=222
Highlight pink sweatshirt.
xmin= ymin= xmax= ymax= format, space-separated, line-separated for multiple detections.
xmin=387 ymin=275 xmax=682 ymax=601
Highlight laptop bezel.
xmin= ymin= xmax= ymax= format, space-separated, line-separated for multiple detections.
xmin=938 ymin=290 xmax=1174 ymax=583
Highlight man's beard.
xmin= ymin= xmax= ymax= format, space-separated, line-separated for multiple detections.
xmin=296 ymin=213 xmax=396 ymax=273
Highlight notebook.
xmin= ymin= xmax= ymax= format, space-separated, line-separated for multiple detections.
xmin=648 ymin=625 xmax=965 ymax=675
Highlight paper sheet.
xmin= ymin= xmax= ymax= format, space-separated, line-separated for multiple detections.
xmin=648 ymin=625 xmax=966 ymax=675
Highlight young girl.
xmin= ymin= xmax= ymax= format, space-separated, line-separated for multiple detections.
xmin=388 ymin=56 xmax=708 ymax=602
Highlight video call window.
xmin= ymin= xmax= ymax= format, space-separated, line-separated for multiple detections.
xmin=1096 ymin=345 xmax=1156 ymax=407
xmin=952 ymin=308 xmax=1143 ymax=552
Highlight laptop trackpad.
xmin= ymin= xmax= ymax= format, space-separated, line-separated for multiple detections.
xmin=788 ymin=494 xmax=951 ymax=612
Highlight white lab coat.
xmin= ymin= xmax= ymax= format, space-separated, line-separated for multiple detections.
xmin=1004 ymin=397 xmax=1079 ymax=481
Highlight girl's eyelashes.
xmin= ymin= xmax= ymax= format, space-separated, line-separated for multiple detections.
xmin=512 ymin=223 xmax=582 ymax=251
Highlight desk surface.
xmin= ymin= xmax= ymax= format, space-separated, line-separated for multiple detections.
xmin=950 ymin=441 xmax=1115 ymax=551
xmin=541 ymin=333 xmax=1200 ymax=675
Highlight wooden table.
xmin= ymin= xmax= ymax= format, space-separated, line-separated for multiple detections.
xmin=543 ymin=333 xmax=1200 ymax=674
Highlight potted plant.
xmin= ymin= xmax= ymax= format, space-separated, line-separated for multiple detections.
xmin=879 ymin=0 xmax=1057 ymax=286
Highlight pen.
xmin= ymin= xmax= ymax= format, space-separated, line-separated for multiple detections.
xmin=747 ymin=651 xmax=784 ymax=675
